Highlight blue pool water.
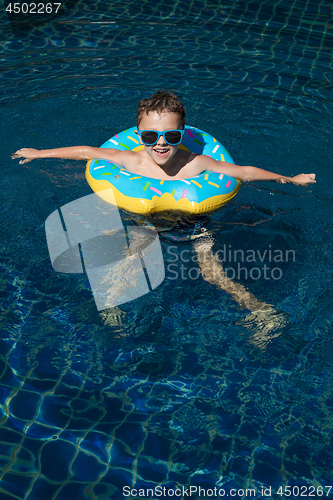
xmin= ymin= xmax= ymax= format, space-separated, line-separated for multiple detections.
xmin=1 ymin=0 xmax=333 ymax=499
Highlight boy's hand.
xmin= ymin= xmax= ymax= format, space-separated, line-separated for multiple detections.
xmin=11 ymin=148 xmax=40 ymax=164
xmin=289 ymin=173 xmax=316 ymax=185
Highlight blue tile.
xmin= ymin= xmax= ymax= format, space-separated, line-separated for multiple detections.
xmin=0 ymin=472 xmax=33 ymax=498
xmin=40 ymin=440 xmax=77 ymax=482
xmin=9 ymin=389 xmax=41 ymax=421
xmin=79 ymin=431 xmax=110 ymax=463
xmin=136 ymin=456 xmax=169 ymax=483
xmin=71 ymin=450 xmax=107 ymax=481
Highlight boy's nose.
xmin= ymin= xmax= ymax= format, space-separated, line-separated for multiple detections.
xmin=156 ymin=134 xmax=167 ymax=145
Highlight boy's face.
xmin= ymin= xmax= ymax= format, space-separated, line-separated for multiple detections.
xmin=137 ymin=111 xmax=183 ymax=167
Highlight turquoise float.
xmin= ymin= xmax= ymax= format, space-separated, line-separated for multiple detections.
xmin=86 ymin=125 xmax=241 ymax=214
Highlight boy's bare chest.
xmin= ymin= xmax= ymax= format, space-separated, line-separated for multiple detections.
xmin=129 ymin=151 xmax=200 ymax=180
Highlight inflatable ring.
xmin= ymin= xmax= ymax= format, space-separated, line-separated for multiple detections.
xmin=85 ymin=125 xmax=241 ymax=214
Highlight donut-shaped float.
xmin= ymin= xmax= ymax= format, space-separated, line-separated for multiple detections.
xmin=85 ymin=125 xmax=241 ymax=214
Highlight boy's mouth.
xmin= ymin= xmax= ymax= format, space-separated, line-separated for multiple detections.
xmin=153 ymin=148 xmax=170 ymax=158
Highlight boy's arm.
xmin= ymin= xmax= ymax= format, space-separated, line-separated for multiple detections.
xmin=11 ymin=146 xmax=125 ymax=164
xmin=196 ymin=156 xmax=316 ymax=186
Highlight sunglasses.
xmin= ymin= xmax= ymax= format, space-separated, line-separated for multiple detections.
xmin=136 ymin=129 xmax=185 ymax=146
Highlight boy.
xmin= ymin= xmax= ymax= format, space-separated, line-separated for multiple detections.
xmin=12 ymin=91 xmax=315 ymax=339
xmin=12 ymin=90 xmax=316 ymax=186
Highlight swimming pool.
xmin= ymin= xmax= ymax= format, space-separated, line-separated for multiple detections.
xmin=1 ymin=0 xmax=333 ymax=498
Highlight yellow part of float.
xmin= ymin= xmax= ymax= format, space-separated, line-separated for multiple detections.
xmin=86 ymin=163 xmax=241 ymax=214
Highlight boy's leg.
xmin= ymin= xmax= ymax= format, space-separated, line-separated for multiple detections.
xmin=193 ymin=235 xmax=271 ymax=312
xmin=193 ymin=235 xmax=286 ymax=347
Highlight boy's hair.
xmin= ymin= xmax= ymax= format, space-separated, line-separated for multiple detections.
xmin=136 ymin=90 xmax=186 ymax=128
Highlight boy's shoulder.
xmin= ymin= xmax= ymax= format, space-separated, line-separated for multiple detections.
xmin=182 ymin=152 xmax=215 ymax=175
xmin=102 ymin=147 xmax=138 ymax=162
